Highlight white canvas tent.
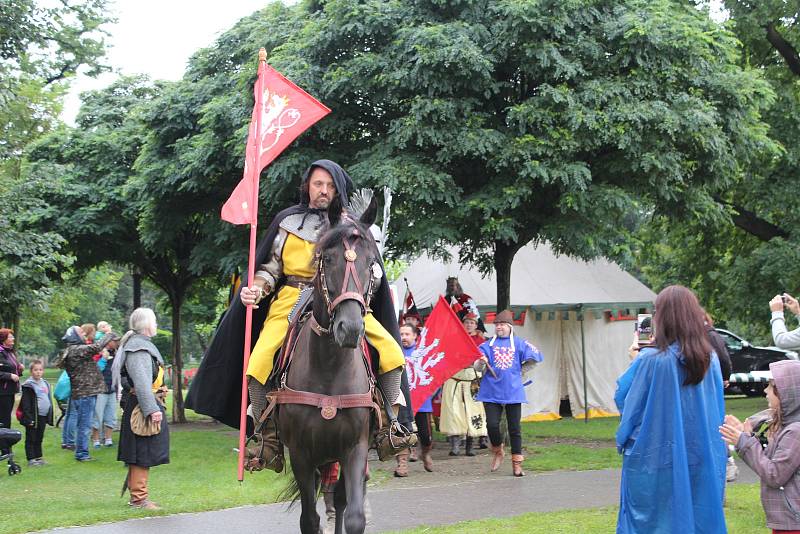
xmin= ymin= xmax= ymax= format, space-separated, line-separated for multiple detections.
xmin=395 ymin=243 xmax=656 ymax=421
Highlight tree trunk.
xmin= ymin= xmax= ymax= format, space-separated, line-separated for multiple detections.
xmin=494 ymin=240 xmax=523 ymax=312
xmin=169 ymin=293 xmax=187 ymax=423
xmin=132 ymin=269 xmax=142 ymax=309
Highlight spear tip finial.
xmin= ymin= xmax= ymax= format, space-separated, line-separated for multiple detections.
xmin=258 ymin=48 xmax=267 ymax=62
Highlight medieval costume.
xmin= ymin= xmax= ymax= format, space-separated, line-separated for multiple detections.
xmin=475 ymin=310 xmax=543 ymax=476
xmin=186 ymin=160 xmax=408 ymax=471
xmin=439 ymin=313 xmax=487 ymax=456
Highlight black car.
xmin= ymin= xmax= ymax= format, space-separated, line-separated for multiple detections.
xmin=716 ymin=328 xmax=799 ymax=396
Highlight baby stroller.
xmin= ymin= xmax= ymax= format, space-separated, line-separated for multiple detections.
xmin=0 ymin=423 xmax=22 ymax=475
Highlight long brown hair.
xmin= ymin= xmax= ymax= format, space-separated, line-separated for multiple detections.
xmin=653 ymin=285 xmax=712 ymax=385
xmin=768 ymin=380 xmax=783 ymax=438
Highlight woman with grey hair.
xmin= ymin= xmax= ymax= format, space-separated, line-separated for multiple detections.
xmin=113 ymin=308 xmax=169 ymax=510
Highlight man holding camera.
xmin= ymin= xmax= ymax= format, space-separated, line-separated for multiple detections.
xmin=770 ymin=293 xmax=800 ymax=349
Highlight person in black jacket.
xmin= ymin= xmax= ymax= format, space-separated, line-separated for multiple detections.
xmin=19 ymin=360 xmax=54 ymax=466
xmin=0 ymin=328 xmax=23 ymax=457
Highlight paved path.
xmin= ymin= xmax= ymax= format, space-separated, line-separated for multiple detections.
xmin=45 ymin=457 xmax=758 ymax=534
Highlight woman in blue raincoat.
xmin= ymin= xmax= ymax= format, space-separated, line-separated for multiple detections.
xmin=615 ymin=285 xmax=727 ymax=534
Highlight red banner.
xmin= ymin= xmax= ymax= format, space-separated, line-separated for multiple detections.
xmin=221 ymin=62 xmax=331 ymax=225
xmin=407 ymin=296 xmax=482 ymax=413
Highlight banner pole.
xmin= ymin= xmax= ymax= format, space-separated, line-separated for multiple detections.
xmin=237 ymin=48 xmax=268 ymax=482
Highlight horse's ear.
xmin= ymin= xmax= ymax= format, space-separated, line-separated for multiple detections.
xmin=359 ymin=195 xmax=378 ymax=227
xmin=328 ymin=195 xmax=343 ymax=227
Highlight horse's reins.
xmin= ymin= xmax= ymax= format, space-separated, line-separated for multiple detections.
xmin=310 ymin=228 xmax=378 ymax=336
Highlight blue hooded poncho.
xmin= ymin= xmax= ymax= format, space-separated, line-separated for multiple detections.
xmin=615 ymin=343 xmax=727 ymax=534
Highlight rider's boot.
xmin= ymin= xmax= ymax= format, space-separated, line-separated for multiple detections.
xmin=244 ymin=378 xmax=284 ymax=473
xmin=322 ymin=490 xmax=336 ymax=534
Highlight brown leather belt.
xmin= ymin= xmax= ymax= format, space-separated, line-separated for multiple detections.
xmin=285 ymin=276 xmax=314 ymax=289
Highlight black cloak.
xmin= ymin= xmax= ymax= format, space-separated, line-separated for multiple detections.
xmin=186 ymin=160 xmax=402 ymax=429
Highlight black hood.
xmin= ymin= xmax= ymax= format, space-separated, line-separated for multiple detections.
xmin=300 ymin=159 xmax=354 ymax=207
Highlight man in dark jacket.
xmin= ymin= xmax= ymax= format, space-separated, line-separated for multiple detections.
xmin=62 ymin=326 xmax=119 ymax=461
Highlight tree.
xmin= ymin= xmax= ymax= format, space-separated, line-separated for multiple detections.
xmin=627 ymin=2 xmax=800 ymax=342
xmin=25 ymin=76 xmax=217 ymax=422
xmin=265 ymin=0 xmax=773 ymax=310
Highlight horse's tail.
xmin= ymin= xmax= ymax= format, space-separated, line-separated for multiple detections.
xmin=278 ymin=475 xmax=301 ymax=508
xmin=277 ymin=470 xmax=317 ymax=509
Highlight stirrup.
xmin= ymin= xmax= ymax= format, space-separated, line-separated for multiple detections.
xmin=244 ymin=433 xmax=284 ymax=473
xmin=374 ymin=421 xmax=417 ymax=461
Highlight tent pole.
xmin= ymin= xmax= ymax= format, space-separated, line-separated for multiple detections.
xmin=579 ymin=304 xmax=588 ymax=424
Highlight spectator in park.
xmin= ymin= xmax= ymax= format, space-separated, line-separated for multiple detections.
xmin=58 ymin=326 xmax=84 ymax=451
xmin=770 ymin=292 xmax=800 ymax=350
xmin=475 ymin=310 xmax=543 ymax=477
xmin=0 ymin=328 xmax=23 ymax=455
xmin=62 ymin=325 xmax=120 ymax=461
xmin=615 ymin=285 xmax=726 ymax=533
xmin=92 ymin=339 xmax=118 ymax=449
xmin=19 ymin=359 xmax=53 ymax=466
xmin=81 ymin=323 xmax=97 ymax=344
xmin=113 ymin=308 xmax=169 ymax=510
xmin=440 ymin=312 xmax=488 ymax=456
xmin=720 ymin=360 xmax=800 ymax=533
xmin=95 ymin=321 xmax=112 ymax=341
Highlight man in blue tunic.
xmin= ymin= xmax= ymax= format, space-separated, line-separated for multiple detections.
xmin=475 ymin=310 xmax=543 ymax=476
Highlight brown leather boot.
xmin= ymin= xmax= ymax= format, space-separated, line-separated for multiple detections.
xmin=490 ymin=444 xmax=505 ymax=472
xmin=394 ymin=449 xmax=409 ymax=477
xmin=245 ymin=417 xmax=284 ymax=473
xmin=421 ymin=444 xmax=434 ymax=472
xmin=512 ymin=453 xmax=525 ymax=477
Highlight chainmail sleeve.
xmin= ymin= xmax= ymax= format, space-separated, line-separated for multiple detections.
xmin=254 ymin=228 xmax=287 ymax=294
xmin=378 ymin=367 xmax=402 ymax=406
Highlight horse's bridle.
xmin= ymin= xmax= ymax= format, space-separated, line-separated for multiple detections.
xmin=311 ymin=228 xmax=379 ymax=336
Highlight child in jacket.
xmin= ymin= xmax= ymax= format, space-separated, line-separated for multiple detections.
xmin=19 ymin=360 xmax=53 ymax=466
xmin=721 ymin=360 xmax=800 ymax=533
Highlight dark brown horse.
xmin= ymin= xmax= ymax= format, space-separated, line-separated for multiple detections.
xmin=275 ymin=193 xmax=381 ymax=534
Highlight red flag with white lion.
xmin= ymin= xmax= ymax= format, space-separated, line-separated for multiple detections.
xmin=408 ymin=296 xmax=483 ymax=413
xmin=221 ymin=61 xmax=330 ymax=225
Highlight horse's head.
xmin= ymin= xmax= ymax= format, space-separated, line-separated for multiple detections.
xmin=313 ymin=191 xmax=382 ymax=348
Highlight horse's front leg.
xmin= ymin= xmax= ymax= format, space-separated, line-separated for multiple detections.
xmin=340 ymin=439 xmax=369 ymax=534
xmin=291 ymin=453 xmax=322 ymax=534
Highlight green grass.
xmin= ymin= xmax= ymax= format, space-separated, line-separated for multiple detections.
xmin=392 ymin=484 xmax=767 ymax=534
xmin=0 ymin=426 xmax=289 ymax=534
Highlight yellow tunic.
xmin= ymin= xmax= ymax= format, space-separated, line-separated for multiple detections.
xmin=246 ymin=233 xmax=404 ymax=383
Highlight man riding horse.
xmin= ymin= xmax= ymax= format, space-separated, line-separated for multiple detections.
xmin=186 ymin=159 xmax=413 ymax=471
